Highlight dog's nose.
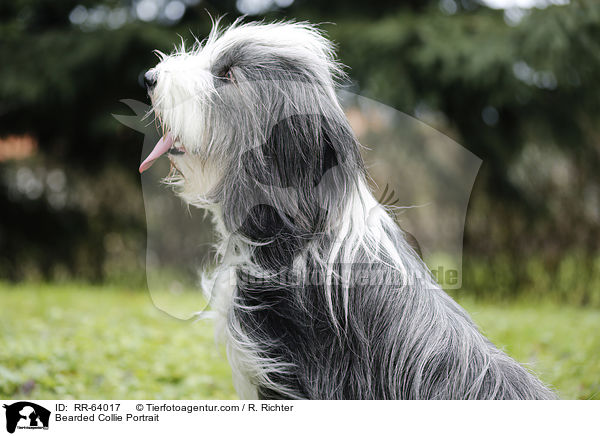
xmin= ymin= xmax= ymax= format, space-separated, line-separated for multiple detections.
xmin=144 ymin=70 xmax=157 ymax=90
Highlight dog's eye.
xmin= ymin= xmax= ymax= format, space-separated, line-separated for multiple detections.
xmin=219 ymin=68 xmax=234 ymax=83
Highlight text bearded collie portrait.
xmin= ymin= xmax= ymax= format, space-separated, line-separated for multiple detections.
xmin=139 ymin=20 xmax=556 ymax=400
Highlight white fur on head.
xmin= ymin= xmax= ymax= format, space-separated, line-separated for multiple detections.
xmin=147 ymin=20 xmax=344 ymax=205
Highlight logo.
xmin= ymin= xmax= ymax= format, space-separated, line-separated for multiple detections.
xmin=3 ymin=402 xmax=50 ymax=434
xmin=114 ymin=88 xmax=482 ymax=320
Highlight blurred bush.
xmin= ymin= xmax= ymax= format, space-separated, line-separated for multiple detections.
xmin=460 ymin=253 xmax=600 ymax=306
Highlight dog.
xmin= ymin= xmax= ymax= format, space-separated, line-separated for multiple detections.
xmin=139 ymin=20 xmax=556 ymax=399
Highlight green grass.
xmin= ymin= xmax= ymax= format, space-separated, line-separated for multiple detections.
xmin=0 ymin=283 xmax=235 ymax=399
xmin=454 ymin=297 xmax=600 ymax=400
xmin=1 ymin=283 xmax=598 ymax=399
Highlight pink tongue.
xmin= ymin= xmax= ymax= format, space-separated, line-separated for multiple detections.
xmin=139 ymin=132 xmax=174 ymax=173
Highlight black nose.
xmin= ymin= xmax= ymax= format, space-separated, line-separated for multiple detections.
xmin=144 ymin=70 xmax=157 ymax=90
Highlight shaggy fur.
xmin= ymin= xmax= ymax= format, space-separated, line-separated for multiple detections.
xmin=142 ymin=19 xmax=556 ymax=399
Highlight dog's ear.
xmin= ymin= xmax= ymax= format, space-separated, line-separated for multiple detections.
xmin=221 ymin=113 xmax=361 ymax=269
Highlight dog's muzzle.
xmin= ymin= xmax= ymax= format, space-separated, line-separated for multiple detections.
xmin=144 ymin=70 xmax=157 ymax=91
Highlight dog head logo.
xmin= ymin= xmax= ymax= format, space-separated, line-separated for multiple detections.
xmin=113 ymin=21 xmax=481 ymax=320
xmin=3 ymin=402 xmax=50 ymax=434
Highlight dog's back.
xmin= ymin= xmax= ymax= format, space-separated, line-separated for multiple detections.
xmin=223 ymin=174 xmax=556 ymax=399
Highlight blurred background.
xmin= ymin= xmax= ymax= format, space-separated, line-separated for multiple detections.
xmin=1 ymin=0 xmax=599 ymax=399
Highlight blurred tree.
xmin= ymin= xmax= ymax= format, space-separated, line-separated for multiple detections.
xmin=0 ymin=0 xmax=187 ymax=280
xmin=0 ymin=0 xmax=599 ymax=291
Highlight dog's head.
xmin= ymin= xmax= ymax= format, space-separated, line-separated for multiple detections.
xmin=142 ymin=21 xmax=363 ymax=259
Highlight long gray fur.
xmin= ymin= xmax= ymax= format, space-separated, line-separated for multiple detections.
xmin=146 ymin=19 xmax=556 ymax=400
